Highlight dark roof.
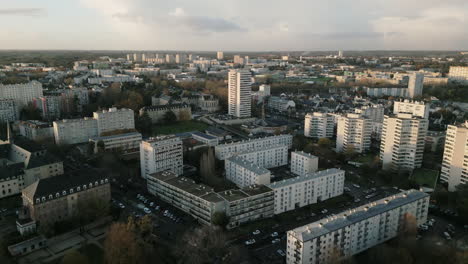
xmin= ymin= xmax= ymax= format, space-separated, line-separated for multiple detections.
xmin=23 ymin=169 xmax=110 ymax=202
xmin=26 ymin=153 xmax=62 ymax=169
xmin=0 ymin=163 xmax=24 ymax=180
xmin=0 ymin=144 xmax=10 ymax=159
xmin=13 ymin=137 xmax=45 ymax=153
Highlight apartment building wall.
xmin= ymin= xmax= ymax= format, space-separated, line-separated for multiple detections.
xmin=225 ymin=156 xmax=271 ymax=188
xmin=140 ymin=136 xmax=183 ymax=178
xmin=228 ymin=69 xmax=252 ymax=118
xmin=336 ymin=114 xmax=372 ymax=153
xmin=291 ymin=151 xmax=318 ymax=176
xmin=304 ymin=112 xmax=335 ymax=138
xmin=237 ymin=145 xmax=289 ymax=169
xmin=53 ymin=118 xmax=98 ymax=145
xmin=441 ymin=123 xmax=468 ymax=191
xmin=93 ymin=107 xmax=134 ymax=135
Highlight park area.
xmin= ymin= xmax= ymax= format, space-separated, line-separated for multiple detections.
xmin=152 ymin=120 xmax=209 ymax=135
xmin=411 ymin=168 xmax=439 ymax=189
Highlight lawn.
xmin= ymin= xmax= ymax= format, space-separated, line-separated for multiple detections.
xmin=355 ymin=153 xmax=377 ymax=164
xmin=152 ymin=120 xmax=209 ymax=135
xmin=412 ymin=168 xmax=439 ymax=188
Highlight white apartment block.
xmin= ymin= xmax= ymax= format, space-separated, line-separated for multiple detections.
xmin=53 ymin=117 xmax=98 ymax=145
xmin=380 ymin=113 xmax=428 ymax=171
xmin=0 ymin=81 xmax=43 ymax=116
xmin=18 ymin=121 xmax=54 ymax=141
xmin=393 ymin=100 xmax=429 ymax=119
xmin=217 ymin=51 xmax=224 ymax=60
xmin=448 ymin=66 xmax=468 ymax=83
xmin=215 ymin=134 xmax=293 ymax=160
xmin=191 ymin=132 xmax=219 ymax=146
xmin=140 ymin=136 xmax=183 ymax=179
xmin=269 ymin=168 xmax=345 ymax=215
xmin=291 ymin=151 xmax=318 ymax=176
xmin=286 ymin=190 xmax=429 ymax=264
xmin=304 ymin=112 xmax=335 ymax=138
xmin=355 ymin=105 xmax=384 ymax=123
xmin=441 ymin=122 xmax=468 ymax=191
xmin=32 ymin=96 xmax=61 ymax=120
xmin=408 ymin=73 xmax=424 ymax=98
xmin=336 ymin=114 xmax=372 ymax=153
xmin=0 ymin=99 xmax=17 ymax=123
xmin=93 ymin=107 xmax=134 ymax=135
xmin=237 ymin=145 xmax=289 ymax=169
xmin=89 ymin=132 xmax=142 ymax=154
xmin=228 ymin=69 xmax=252 ymax=118
xmin=225 ymin=156 xmax=271 ymax=188
xmin=365 ymin=87 xmax=408 ymax=98
xmin=268 ymin=96 xmax=296 ymax=112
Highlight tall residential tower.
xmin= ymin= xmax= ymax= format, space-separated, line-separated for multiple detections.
xmin=228 ymin=69 xmax=252 ymax=118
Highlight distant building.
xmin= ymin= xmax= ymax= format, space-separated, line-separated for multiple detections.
xmin=448 ymin=66 xmax=468 ymax=83
xmin=268 ymin=96 xmax=296 ymax=112
xmin=217 ymin=51 xmax=224 ymax=60
xmin=441 ymin=122 xmax=468 ymax=191
xmin=191 ymin=132 xmax=219 ymax=146
xmin=0 ymin=81 xmax=43 ymax=117
xmin=408 ymin=73 xmax=424 ymax=98
xmin=18 ymin=120 xmax=54 ymax=141
xmin=225 ymin=156 xmax=271 ymax=188
xmin=393 ymin=100 xmax=429 ymax=119
xmin=269 ymin=168 xmax=344 ymax=214
xmin=365 ymin=87 xmax=408 ymax=97
xmin=287 ymin=190 xmax=429 ymax=264
xmin=355 ymin=105 xmax=384 ymax=123
xmin=139 ymin=104 xmax=192 ymax=124
xmin=237 ymin=145 xmax=289 ymax=169
xmin=336 ymin=114 xmax=372 ymax=153
xmin=93 ymin=107 xmax=135 ymax=135
xmin=228 ymin=69 xmax=252 ymax=118
xmin=304 ymin=112 xmax=335 ymax=138
xmin=32 ymin=96 xmax=61 ymax=120
xmin=291 ymin=151 xmax=318 ymax=176
xmin=0 ymin=99 xmax=17 ymax=123
xmin=89 ymin=132 xmax=142 ymax=154
xmin=140 ymin=136 xmax=183 ymax=178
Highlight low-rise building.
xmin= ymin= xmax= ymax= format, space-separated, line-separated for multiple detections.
xmin=225 ymin=156 xmax=271 ymax=188
xmin=18 ymin=120 xmax=54 ymax=141
xmin=89 ymin=132 xmax=142 ymax=154
xmin=291 ymin=151 xmax=318 ymax=176
xmin=139 ymin=104 xmax=192 ymax=124
xmin=286 ymin=190 xmax=429 ymax=264
xmin=191 ymin=132 xmax=219 ymax=146
xmin=268 ymin=169 xmax=344 ymax=215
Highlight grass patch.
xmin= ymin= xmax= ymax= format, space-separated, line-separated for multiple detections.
xmin=354 ymin=153 xmax=377 ymax=164
xmin=152 ymin=120 xmax=209 ymax=135
xmin=412 ymin=168 xmax=439 ymax=188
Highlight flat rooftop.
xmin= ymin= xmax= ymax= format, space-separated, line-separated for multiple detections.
xmin=292 ymin=151 xmax=318 ymax=159
xmin=268 ymin=168 xmax=344 ymax=189
xmin=290 ymin=190 xmax=429 ymax=242
xmin=227 ymin=156 xmax=270 ymax=175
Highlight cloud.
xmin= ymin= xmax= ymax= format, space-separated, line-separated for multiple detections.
xmin=0 ymin=8 xmax=45 ymax=16
xmin=178 ymin=16 xmax=246 ymax=33
xmin=169 ymin=8 xmax=185 ymax=17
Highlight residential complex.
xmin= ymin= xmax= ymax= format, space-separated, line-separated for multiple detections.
xmin=441 ymin=122 xmax=468 ymax=191
xmin=18 ymin=121 xmax=54 ymax=141
xmin=380 ymin=113 xmax=428 ymax=171
xmin=336 ymin=114 xmax=372 ymax=153
xmin=139 ymin=104 xmax=192 ymax=124
xmin=408 ymin=73 xmax=424 ymax=98
xmin=291 ymin=151 xmax=318 ymax=176
xmin=0 ymin=81 xmax=43 ymax=117
xmin=140 ymin=136 xmax=183 ymax=178
xmin=237 ymin=145 xmax=289 ymax=169
xmin=228 ymin=69 xmax=252 ymax=118
xmin=225 ymin=156 xmax=271 ymax=188
xmin=304 ymin=112 xmax=335 ymax=138
xmin=93 ymin=107 xmax=135 ymax=135
xmin=393 ymin=100 xmax=429 ymax=119
xmin=0 ymin=99 xmax=18 ymax=123
xmin=268 ymin=168 xmax=345 ymax=215
xmin=286 ymin=190 xmax=429 ymax=264
xmin=354 ymin=105 xmax=384 ymax=123
xmin=215 ymin=134 xmax=293 ymax=160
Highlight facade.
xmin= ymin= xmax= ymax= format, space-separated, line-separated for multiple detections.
xmin=32 ymin=96 xmax=61 ymax=120
xmin=228 ymin=69 xmax=252 ymax=118
xmin=304 ymin=112 xmax=335 ymax=138
xmin=53 ymin=117 xmax=98 ymax=145
xmin=286 ymin=190 xmax=429 ymax=264
xmin=355 ymin=105 xmax=384 ymax=123
xmin=225 ymin=156 xmax=271 ymax=188
xmin=380 ymin=113 xmax=428 ymax=171
xmin=448 ymin=66 xmax=468 ymax=83
xmin=336 ymin=114 xmax=372 ymax=153
xmin=365 ymin=87 xmax=408 ymax=98
xmin=441 ymin=122 xmax=468 ymax=191
xmin=0 ymin=163 xmax=24 ymax=199
xmin=269 ymin=168 xmax=345 ymax=215
xmin=89 ymin=132 xmax=142 ymax=154
xmin=147 ymin=171 xmax=274 ymax=229
xmin=408 ymin=73 xmax=424 ymax=98
xmin=215 ymin=134 xmax=293 ymax=160
xmin=21 ymin=172 xmax=111 ymax=227
xmin=393 ymin=100 xmax=429 ymax=119
xmin=217 ymin=51 xmax=224 ymax=60
xmin=93 ymin=107 xmax=135 ymax=135
xmin=268 ymin=96 xmax=296 ymax=112
xmin=140 ymin=136 xmax=183 ymax=178
xmin=425 ymin=131 xmax=445 ymax=153
xmin=0 ymin=99 xmax=17 ymax=123
xmin=139 ymin=104 xmax=192 ymax=124
xmin=238 ymin=145 xmax=289 ymax=169
xmin=0 ymin=81 xmax=43 ymax=116
xmin=18 ymin=120 xmax=54 ymax=141
xmin=291 ymin=151 xmax=319 ymax=176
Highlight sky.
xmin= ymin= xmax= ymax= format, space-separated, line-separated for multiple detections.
xmin=0 ymin=0 xmax=467 ymax=51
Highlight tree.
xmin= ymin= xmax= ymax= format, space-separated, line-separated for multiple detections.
xmin=318 ymin=138 xmax=332 ymax=148
xmin=178 ymin=109 xmax=191 ymax=121
xmin=163 ymin=111 xmax=177 ymax=124
xmin=20 ymin=103 xmax=42 ymax=121
xmin=136 ymin=112 xmax=153 ymax=136
xmin=292 ymin=135 xmax=308 ymax=151
xmin=137 ymin=215 xmax=153 ymax=237
xmin=104 ymin=221 xmax=141 ymax=264
xmin=211 ymin=212 xmax=229 ymax=228
xmin=61 ymin=249 xmax=89 ymax=264
xmin=200 ymin=148 xmax=216 ymax=185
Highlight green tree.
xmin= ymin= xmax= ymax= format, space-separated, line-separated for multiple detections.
xmin=292 ymin=135 xmax=308 ymax=151
xmin=318 ymin=138 xmax=332 ymax=148
xmin=20 ymin=103 xmax=42 ymax=121
xmin=163 ymin=111 xmax=177 ymax=124
xmin=211 ymin=212 xmax=229 ymax=228
xmin=136 ymin=112 xmax=153 ymax=136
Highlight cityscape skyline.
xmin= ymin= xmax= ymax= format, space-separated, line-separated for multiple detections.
xmin=1 ymin=0 xmax=467 ymax=51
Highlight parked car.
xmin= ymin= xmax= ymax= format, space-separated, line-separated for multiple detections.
xmin=144 ymin=207 xmax=151 ymax=214
xmin=252 ymin=230 xmax=261 ymax=235
xmin=277 ymin=249 xmax=286 ymax=257
xmin=271 ymin=232 xmax=278 ymax=237
xmin=118 ymin=203 xmax=125 ymax=209
xmin=272 ymin=238 xmax=281 ymax=244
xmin=245 ymin=239 xmax=256 ymax=245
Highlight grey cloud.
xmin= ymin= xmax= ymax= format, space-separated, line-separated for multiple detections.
xmin=305 ymin=32 xmax=384 ymax=39
xmin=0 ymin=8 xmax=45 ymax=16
xmin=180 ymin=16 xmax=246 ymax=33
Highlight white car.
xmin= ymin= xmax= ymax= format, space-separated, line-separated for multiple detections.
xmin=277 ymin=249 xmax=286 ymax=257
xmin=353 ymin=184 xmax=361 ymax=188
xmin=245 ymin=239 xmax=256 ymax=245
xmin=272 ymin=238 xmax=280 ymax=244
xmin=118 ymin=203 xmax=125 ymax=209
xmin=252 ymin=230 xmax=261 ymax=235
xmin=271 ymin=232 xmax=278 ymax=237
xmin=143 ymin=207 xmax=151 ymax=214
xmin=320 ymin=209 xmax=328 ymax=214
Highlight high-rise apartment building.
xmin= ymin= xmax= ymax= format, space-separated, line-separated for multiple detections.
xmin=408 ymin=73 xmax=424 ymax=98
xmin=355 ymin=105 xmax=384 ymax=123
xmin=286 ymin=190 xmax=429 ymax=264
xmin=393 ymin=100 xmax=429 ymax=119
xmin=380 ymin=113 xmax=428 ymax=171
xmin=441 ymin=122 xmax=468 ymax=191
xmin=336 ymin=114 xmax=372 ymax=153
xmin=0 ymin=81 xmax=43 ymax=117
xmin=291 ymin=151 xmax=318 ymax=176
xmin=217 ymin=51 xmax=224 ymax=60
xmin=140 ymin=136 xmax=183 ymax=178
xmin=304 ymin=112 xmax=335 ymax=138
xmin=93 ymin=107 xmax=135 ymax=135
xmin=228 ymin=69 xmax=252 ymax=118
